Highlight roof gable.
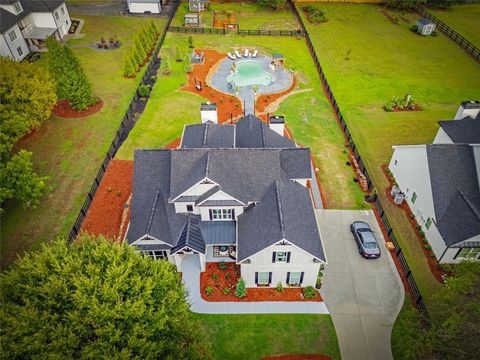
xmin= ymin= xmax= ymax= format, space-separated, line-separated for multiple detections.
xmin=438 ymin=119 xmax=480 ymax=144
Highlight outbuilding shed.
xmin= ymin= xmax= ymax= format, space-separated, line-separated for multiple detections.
xmin=127 ymin=0 xmax=161 ymax=14
xmin=416 ymin=18 xmax=436 ymax=36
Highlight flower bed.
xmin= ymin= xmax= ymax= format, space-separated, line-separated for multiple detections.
xmin=53 ymin=98 xmax=103 ymax=118
xmin=200 ymin=262 xmax=322 ymax=302
xmin=381 ymin=164 xmax=447 ymax=283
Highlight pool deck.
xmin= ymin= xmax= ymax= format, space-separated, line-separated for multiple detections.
xmin=208 ymin=55 xmax=293 ymax=115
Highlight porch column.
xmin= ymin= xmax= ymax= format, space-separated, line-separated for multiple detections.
xmin=198 ymin=253 xmax=206 ymax=272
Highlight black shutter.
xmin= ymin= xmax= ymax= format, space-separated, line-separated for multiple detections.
xmin=232 ymin=209 xmax=235 ymax=219
xmin=209 ymin=209 xmax=213 ymax=220
xmin=255 ymin=272 xmax=258 ymax=285
xmin=286 ymin=272 xmax=290 ymax=284
xmin=272 ymin=252 xmax=276 ymax=263
xmin=300 ymin=272 xmax=304 ymax=285
xmin=286 ymin=252 xmax=291 ymax=263
xmin=268 ymin=272 xmax=272 ymax=285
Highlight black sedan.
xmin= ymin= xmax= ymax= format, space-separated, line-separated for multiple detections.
xmin=350 ymin=221 xmax=381 ymax=259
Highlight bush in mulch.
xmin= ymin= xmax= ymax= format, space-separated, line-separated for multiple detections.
xmin=302 ymin=6 xmax=328 ymax=24
xmin=384 ymin=93 xmax=421 ymax=112
xmin=53 ymin=97 xmax=103 ymax=118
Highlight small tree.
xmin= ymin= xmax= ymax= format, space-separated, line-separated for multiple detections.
xmin=188 ymin=35 xmax=194 ymax=48
xmin=134 ymin=35 xmax=146 ymax=63
xmin=150 ymin=20 xmax=159 ymax=37
xmin=0 ymin=235 xmax=209 ymax=359
xmin=235 ymin=278 xmax=247 ymax=298
xmin=123 ymin=57 xmax=136 ymax=77
xmin=160 ymin=55 xmax=171 ymax=75
xmin=175 ymin=46 xmax=183 ymax=62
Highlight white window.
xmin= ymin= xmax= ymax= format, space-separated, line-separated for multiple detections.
xmin=17 ymin=46 xmax=23 ymax=56
xmin=14 ymin=2 xmax=22 ymax=13
xmin=142 ymin=250 xmax=168 ymax=260
xmin=55 ymin=11 xmax=59 ymax=20
xmin=457 ymin=248 xmax=480 ymax=260
xmin=275 ymin=251 xmax=288 ymax=263
xmin=257 ymin=272 xmax=270 ymax=285
xmin=8 ymin=30 xmax=17 ymax=42
xmin=209 ymin=208 xmax=233 ymax=220
xmin=61 ymin=6 xmax=65 ymax=15
xmin=288 ymin=272 xmax=302 ymax=285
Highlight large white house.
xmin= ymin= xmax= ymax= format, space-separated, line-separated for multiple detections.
xmin=126 ymin=109 xmax=326 ymax=288
xmin=0 ymin=0 xmax=70 ymax=61
xmin=389 ymin=101 xmax=480 ymax=263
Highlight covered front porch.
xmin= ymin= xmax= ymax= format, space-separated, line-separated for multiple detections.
xmin=23 ymin=27 xmax=59 ymax=52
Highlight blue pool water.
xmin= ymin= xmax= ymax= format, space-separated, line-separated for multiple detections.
xmin=226 ymin=60 xmax=273 ymax=87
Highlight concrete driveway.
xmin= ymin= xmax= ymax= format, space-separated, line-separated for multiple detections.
xmin=315 ymin=209 xmax=404 ymax=360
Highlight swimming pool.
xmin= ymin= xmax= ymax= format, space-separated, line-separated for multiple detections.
xmin=226 ymin=60 xmax=273 ymax=87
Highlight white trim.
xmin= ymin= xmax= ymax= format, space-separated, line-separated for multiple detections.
xmin=179 ymin=124 xmax=187 ymax=148
xmin=196 ymin=189 xmax=245 ymax=206
xmin=170 ymin=177 xmax=220 ymax=202
xmin=130 ymin=234 xmax=172 ymax=247
xmin=171 ymin=246 xmax=201 ymax=255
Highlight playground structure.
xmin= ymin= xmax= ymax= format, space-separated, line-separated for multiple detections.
xmin=212 ymin=10 xmax=238 ymax=30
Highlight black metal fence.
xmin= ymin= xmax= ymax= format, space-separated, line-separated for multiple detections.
xmin=67 ymin=2 xmax=180 ymax=243
xmin=290 ymin=1 xmax=428 ymax=315
xmin=168 ymin=26 xmax=304 ymax=37
xmin=415 ymin=5 xmax=480 ymax=63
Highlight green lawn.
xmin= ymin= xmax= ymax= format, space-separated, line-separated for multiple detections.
xmin=172 ymin=2 xmax=301 ymax=30
xmin=430 ymin=4 xmax=480 ymax=48
xmin=0 ymin=14 xmax=167 ymax=269
xmin=116 ymin=32 xmax=368 ymax=209
xmin=298 ymin=3 xmax=480 ymax=300
xmin=194 ymin=313 xmax=340 ymax=360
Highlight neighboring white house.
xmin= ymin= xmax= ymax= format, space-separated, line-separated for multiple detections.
xmin=0 ymin=0 xmax=70 ymax=61
xmin=189 ymin=0 xmax=209 ymax=12
xmin=416 ymin=18 xmax=436 ymax=36
xmin=389 ymin=102 xmax=480 ymax=263
xmin=127 ymin=0 xmax=161 ymax=14
xmin=126 ymin=109 xmax=326 ymax=288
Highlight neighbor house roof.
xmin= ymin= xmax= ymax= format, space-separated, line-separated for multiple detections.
xmin=237 ymin=180 xmax=325 ymax=262
xmin=438 ymin=118 xmax=480 ymax=144
xmin=426 ymin=144 xmax=480 ymax=246
xmin=417 ymin=18 xmax=433 ymax=26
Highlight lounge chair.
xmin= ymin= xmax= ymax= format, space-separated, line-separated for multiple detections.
xmin=251 ymin=49 xmax=258 ymax=58
xmin=244 ymin=49 xmax=250 ymax=57
xmin=227 ymin=52 xmax=236 ymax=60
xmin=235 ymin=50 xmax=242 ymax=58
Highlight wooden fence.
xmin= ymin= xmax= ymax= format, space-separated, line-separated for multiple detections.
xmin=168 ymin=26 xmax=304 ymax=37
xmin=290 ymin=0 xmax=428 ymax=315
xmin=415 ymin=5 xmax=480 ymax=63
xmin=67 ymin=2 xmax=180 ymax=243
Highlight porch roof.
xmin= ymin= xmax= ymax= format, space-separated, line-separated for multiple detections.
xmin=199 ymin=221 xmax=236 ymax=245
xmin=24 ymin=27 xmax=56 ymax=40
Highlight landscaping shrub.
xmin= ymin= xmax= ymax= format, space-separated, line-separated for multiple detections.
xmin=160 ymin=55 xmax=171 ymax=75
xmin=259 ymin=0 xmax=286 ymax=10
xmin=385 ymin=93 xmax=417 ymax=112
xmin=138 ymin=84 xmax=151 ymax=98
xmin=276 ymin=282 xmax=284 ymax=293
xmin=302 ymin=286 xmax=317 ymax=299
xmin=188 ymin=36 xmax=194 ymax=48
xmin=425 ymin=245 xmax=432 ymax=251
xmin=218 ymin=262 xmax=227 ymax=271
xmin=205 ymin=286 xmax=214 ymax=296
xmin=212 ymin=272 xmax=219 ymax=281
xmin=419 ymin=230 xmax=425 ymax=237
xmin=225 ymin=273 xmax=231 ymax=280
xmin=123 ymin=57 xmax=136 ymax=77
xmin=302 ymin=6 xmax=328 ymax=24
xmin=222 ymin=287 xmax=231 ymax=295
xmin=234 ymin=278 xmax=247 ymax=298
xmin=410 ymin=24 xmax=418 ymax=33
xmin=175 ymin=46 xmax=183 ymax=62
xmin=316 ymin=271 xmax=323 ymax=289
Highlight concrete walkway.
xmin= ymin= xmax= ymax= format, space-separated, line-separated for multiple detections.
xmin=181 ymin=255 xmax=329 ymax=314
xmin=310 ymin=163 xmax=324 ymax=209
xmin=315 ymin=210 xmax=404 ymax=360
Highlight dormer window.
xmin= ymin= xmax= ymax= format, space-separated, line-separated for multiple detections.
xmin=209 ymin=208 xmax=234 ymax=220
xmin=186 ymin=205 xmax=193 ymax=212
xmin=14 ymin=2 xmax=22 ymax=14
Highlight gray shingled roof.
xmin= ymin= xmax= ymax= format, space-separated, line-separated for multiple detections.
xmin=181 ymin=124 xmax=235 ymax=148
xmin=237 ymin=180 xmax=324 ymax=262
xmin=417 ymin=18 xmax=433 ymax=26
xmin=171 ymin=214 xmax=206 ymax=254
xmin=235 ymin=114 xmax=295 ymax=148
xmin=1 ymin=0 xmax=64 ymax=33
xmin=438 ymin=119 xmax=480 ymax=144
xmin=426 ymin=144 xmax=480 ymax=246
xmin=0 ymin=8 xmax=18 ymax=33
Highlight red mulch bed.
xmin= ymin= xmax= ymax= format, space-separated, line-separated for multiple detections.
xmin=181 ymin=49 xmax=243 ymax=123
xmin=53 ymin=98 xmax=103 ymax=118
xmin=384 ymin=105 xmax=423 ymax=112
xmin=81 ymin=160 xmax=133 ymax=241
xmin=381 ymin=164 xmax=446 ymax=283
xmin=256 ymin=76 xmax=297 ymax=114
xmin=165 ymin=137 xmax=181 ymax=149
xmin=261 ymin=356 xmax=332 ymax=360
xmin=200 ymin=262 xmax=322 ymax=302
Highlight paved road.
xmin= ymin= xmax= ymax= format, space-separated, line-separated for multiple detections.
xmin=181 ymin=255 xmax=329 ymax=314
xmin=315 ymin=209 xmax=404 ymax=360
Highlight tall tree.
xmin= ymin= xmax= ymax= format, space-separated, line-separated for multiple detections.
xmin=0 ymin=57 xmax=55 ymax=210
xmin=46 ymin=38 xmax=94 ymax=111
xmin=0 ymin=235 xmax=209 ymax=359
xmin=386 ymin=0 xmax=426 ymax=9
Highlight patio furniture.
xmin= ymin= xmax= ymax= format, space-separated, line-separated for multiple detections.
xmin=227 ymin=52 xmax=236 ymax=60
xmin=235 ymin=50 xmax=242 ymax=58
xmin=251 ymin=49 xmax=258 ymax=58
xmin=244 ymin=48 xmax=250 ymax=57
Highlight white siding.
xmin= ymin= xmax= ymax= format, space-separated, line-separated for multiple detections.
xmin=205 ymin=245 xmax=235 ymax=262
xmin=128 ymin=2 xmax=161 ymax=14
xmin=29 ymin=12 xmax=56 ymax=28
xmin=1 ymin=24 xmax=28 ymax=61
xmin=52 ymin=4 xmax=71 ymax=38
xmin=293 ymin=178 xmax=308 ymax=187
xmin=0 ymin=34 xmax=13 ymax=59
xmin=269 ymin=123 xmax=284 ymax=136
xmin=174 ymin=202 xmax=200 ymax=214
xmin=426 ymin=221 xmax=446 ymax=261
xmin=176 ymin=181 xmax=216 ymax=197
xmin=199 ymin=206 xmax=244 ymax=221
xmin=455 ymin=104 xmax=480 ymax=120
xmin=389 ymin=145 xmax=436 ymax=228
xmin=240 ymin=243 xmax=321 ymax=288
xmin=433 ymin=127 xmax=453 ymax=144
xmin=201 ymin=109 xmax=218 ymax=124
xmin=439 ymin=247 xmax=460 ymax=264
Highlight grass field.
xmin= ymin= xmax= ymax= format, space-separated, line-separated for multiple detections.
xmin=430 ymin=4 xmax=480 ymax=48
xmin=0 ymin=15 xmax=167 ymax=269
xmin=172 ymin=2 xmax=300 ymax=30
xmin=116 ymin=32 xmax=368 ymax=209
xmin=299 ymin=3 xmax=480 ymax=301
xmin=193 ymin=313 xmax=340 ymax=360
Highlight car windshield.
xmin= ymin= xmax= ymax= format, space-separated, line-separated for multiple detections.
xmin=364 ymin=242 xmax=378 ymax=249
